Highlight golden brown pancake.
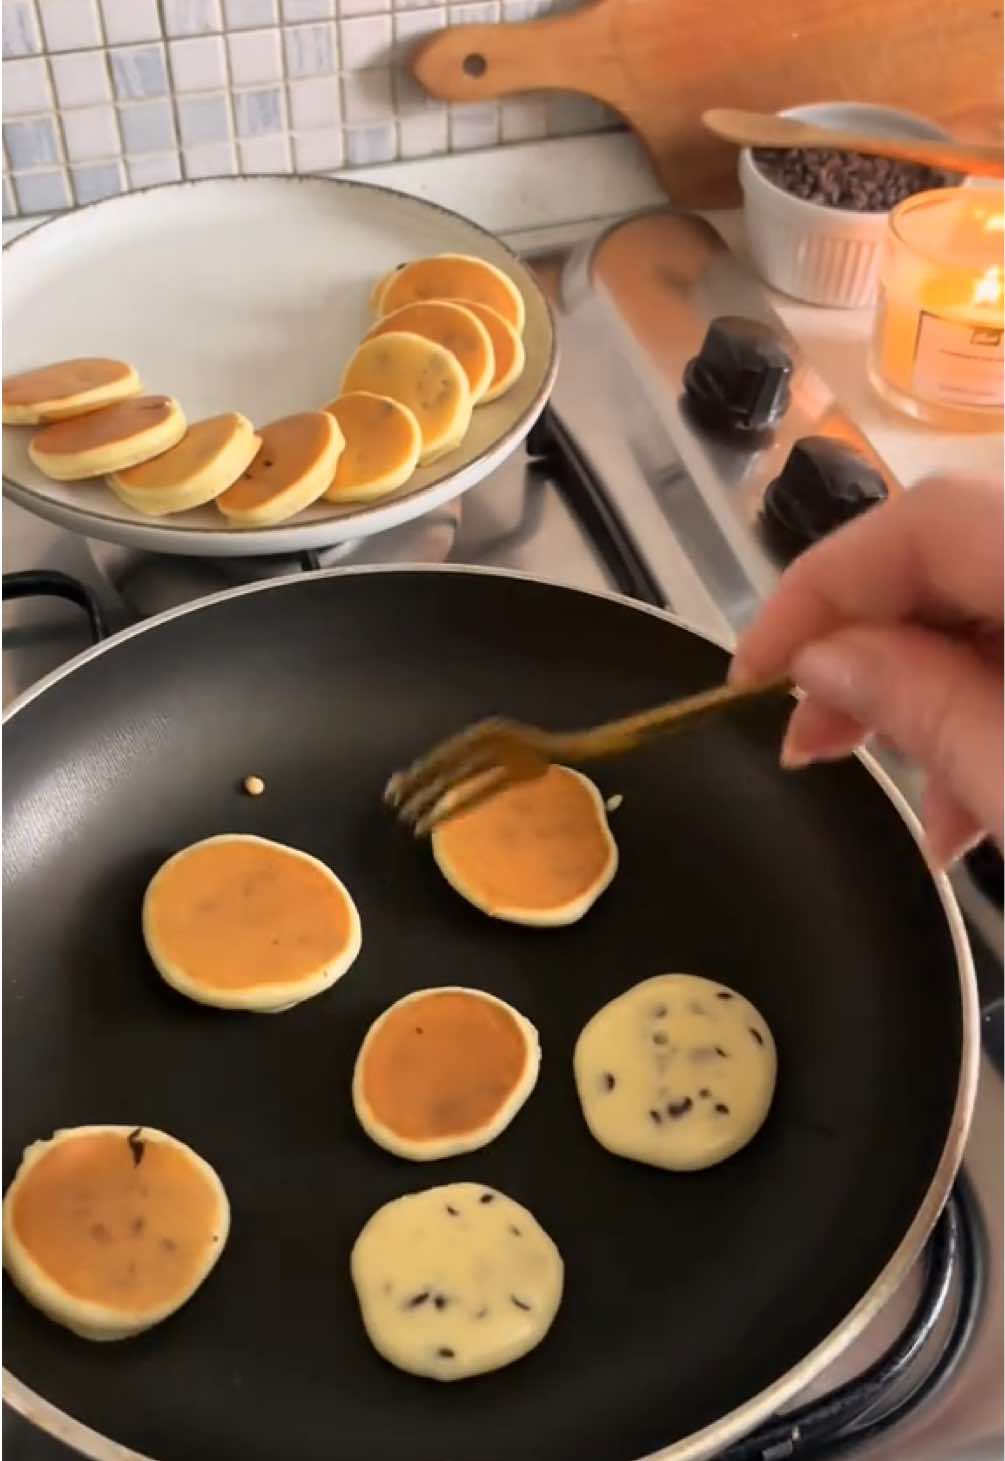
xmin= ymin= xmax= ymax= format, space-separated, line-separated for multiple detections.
xmin=28 ymin=396 xmax=186 ymax=480
xmin=445 ymin=298 xmax=526 ymax=402
xmin=366 ymin=301 xmax=495 ymax=403
xmin=107 ymin=412 xmax=260 ymax=515
xmin=215 ymin=411 xmax=343 ymax=527
xmin=352 ymin=987 xmax=540 ymax=1160
xmin=378 ymin=255 xmax=526 ymax=335
xmin=142 ymin=833 xmax=362 ymax=1012
xmin=341 ymin=332 xmax=471 ymax=465
xmin=321 ymin=392 xmax=422 ymax=503
xmin=3 ymin=357 xmax=141 ymax=425
xmin=2 ymin=1125 xmax=229 ymax=1340
xmin=432 ymin=765 xmax=618 ymax=926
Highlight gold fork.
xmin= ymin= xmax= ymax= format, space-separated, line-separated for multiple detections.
xmin=385 ymin=677 xmax=792 ymax=835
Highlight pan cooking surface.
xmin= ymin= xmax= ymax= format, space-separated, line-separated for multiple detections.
xmin=3 ymin=570 xmax=964 ymax=1461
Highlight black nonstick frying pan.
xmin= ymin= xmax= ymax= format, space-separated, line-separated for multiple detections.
xmin=3 ymin=566 xmax=978 ymax=1461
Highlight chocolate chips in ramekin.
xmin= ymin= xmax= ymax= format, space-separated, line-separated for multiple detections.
xmin=753 ymin=147 xmax=961 ymax=212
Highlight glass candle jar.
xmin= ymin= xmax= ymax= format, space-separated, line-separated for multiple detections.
xmin=868 ymin=187 xmax=1004 ymax=430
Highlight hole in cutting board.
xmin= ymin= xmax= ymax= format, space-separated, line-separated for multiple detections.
xmin=463 ymin=52 xmax=487 ymax=77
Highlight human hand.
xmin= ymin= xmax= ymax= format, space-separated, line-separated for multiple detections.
xmin=731 ymin=473 xmax=1004 ymax=867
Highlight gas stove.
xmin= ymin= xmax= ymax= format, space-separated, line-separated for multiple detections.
xmin=3 ymin=209 xmax=1002 ymax=1461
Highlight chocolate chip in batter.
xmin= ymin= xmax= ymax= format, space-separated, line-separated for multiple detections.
xmin=652 ymin=1031 xmax=669 ymax=1046
xmin=715 ymin=1102 xmax=731 ymax=1115
xmin=510 ymin=1225 xmax=522 ymax=1237
xmin=446 ymin=1204 xmax=460 ymax=1216
xmin=699 ymin=1088 xmax=711 ymax=1099
xmin=716 ymin=991 xmax=734 ymax=1001
xmin=652 ymin=1004 xmax=668 ymax=1018
xmin=649 ymin=1108 xmax=663 ymax=1124
xmin=601 ymin=1072 xmax=616 ymax=1091
xmin=434 ymin=1295 xmax=449 ymax=1310
xmin=511 ymin=1295 xmax=532 ymax=1311
xmin=406 ymin=1291 xmax=431 ymax=1308
xmin=667 ymin=1097 xmax=693 ymax=1118
xmin=479 ymin=1192 xmax=495 ymax=1204
xmin=437 ymin=1347 xmax=456 ymax=1359
xmin=750 ymin=1027 xmax=765 ymax=1046
xmin=715 ymin=1046 xmax=729 ymax=1058
xmin=89 ymin=1222 xmax=111 ymax=1243
xmin=127 ymin=1127 xmax=145 ymax=1167
xmin=131 ymin=1216 xmax=145 ymax=1235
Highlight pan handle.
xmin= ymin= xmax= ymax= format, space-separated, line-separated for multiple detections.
xmin=2 ymin=570 xmax=108 ymax=644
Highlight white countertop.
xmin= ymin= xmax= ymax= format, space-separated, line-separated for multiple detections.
xmin=5 ymin=129 xmax=1002 ymax=491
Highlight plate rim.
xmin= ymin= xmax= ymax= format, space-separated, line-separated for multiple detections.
xmin=1 ymin=174 xmax=558 ymax=555
xmin=1 ymin=561 xmax=979 ymax=1461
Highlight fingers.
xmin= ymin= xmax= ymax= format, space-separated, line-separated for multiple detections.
xmin=788 ymin=622 xmax=1003 ymax=845
xmin=922 ymin=776 xmax=985 ymax=869
xmin=779 ymin=697 xmax=867 ymax=769
xmin=731 ymin=474 xmax=1004 ymax=687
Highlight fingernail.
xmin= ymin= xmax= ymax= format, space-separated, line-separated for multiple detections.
xmin=727 ymin=654 xmax=756 ymax=687
xmin=779 ymin=722 xmax=865 ymax=771
xmin=791 ymin=641 xmax=869 ymax=719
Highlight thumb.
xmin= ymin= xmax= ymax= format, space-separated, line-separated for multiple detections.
xmin=790 ymin=623 xmax=1004 ymax=846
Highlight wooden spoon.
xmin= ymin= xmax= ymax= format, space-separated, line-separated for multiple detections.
xmin=703 ymin=108 xmax=1004 ymax=178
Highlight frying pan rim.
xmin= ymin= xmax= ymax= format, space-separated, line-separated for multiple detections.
xmin=1 ymin=562 xmax=980 ymax=1461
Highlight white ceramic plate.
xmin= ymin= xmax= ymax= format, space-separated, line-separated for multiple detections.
xmin=2 ymin=176 xmax=557 ymax=557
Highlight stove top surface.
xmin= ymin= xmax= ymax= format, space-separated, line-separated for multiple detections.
xmin=3 ymin=209 xmax=1001 ymax=1461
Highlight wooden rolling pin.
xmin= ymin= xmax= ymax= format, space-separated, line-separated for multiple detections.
xmin=412 ymin=0 xmax=1004 ymax=207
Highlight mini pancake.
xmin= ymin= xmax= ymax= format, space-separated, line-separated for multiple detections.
xmin=431 ymin=764 xmax=618 ymax=926
xmin=369 ymin=267 xmax=403 ymax=315
xmin=142 ymin=833 xmax=361 ymax=1012
xmin=215 ymin=411 xmax=343 ymax=527
xmin=321 ymin=392 xmax=422 ymax=503
xmin=341 ymin=332 xmax=471 ymax=466
xmin=366 ymin=301 xmax=495 ymax=404
xmin=445 ymin=298 xmax=525 ymax=402
xmin=107 ymin=412 xmax=260 ymax=515
xmin=351 ymin=1183 xmax=563 ymax=1380
xmin=2 ymin=1125 xmax=229 ymax=1341
xmin=353 ymin=987 xmax=540 ymax=1160
xmin=28 ymin=396 xmax=186 ymax=480
xmin=378 ymin=255 xmax=526 ymax=335
xmin=3 ymin=357 xmax=141 ymax=425
xmin=573 ymin=974 xmax=778 ymax=1171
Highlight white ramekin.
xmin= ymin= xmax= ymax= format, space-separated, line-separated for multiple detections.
xmin=739 ymin=102 xmax=954 ymax=309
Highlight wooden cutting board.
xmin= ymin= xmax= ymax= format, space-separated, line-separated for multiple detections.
xmin=413 ymin=0 xmax=1003 ymax=207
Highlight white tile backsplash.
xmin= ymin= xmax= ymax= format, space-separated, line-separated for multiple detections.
xmin=127 ymin=150 xmax=182 ymax=186
xmin=344 ymin=120 xmax=393 ymax=164
xmin=339 ymin=13 xmax=390 ymax=68
xmin=50 ymin=49 xmax=111 ymax=107
xmin=99 ymin=0 xmax=162 ymax=45
xmin=3 ymin=56 xmax=51 ymax=113
xmin=62 ymin=102 xmax=119 ymax=160
xmin=14 ymin=166 xmax=69 ymax=210
xmin=292 ymin=127 xmax=341 ymax=170
xmin=449 ymin=99 xmax=498 ymax=150
xmin=37 ymin=0 xmax=101 ymax=52
xmin=183 ymin=138 xmax=237 ymax=174
xmin=168 ymin=34 xmax=227 ymax=90
xmin=71 ymin=158 xmax=123 ymax=202
xmin=109 ymin=44 xmax=169 ymax=99
xmin=280 ymin=0 xmax=332 ymax=17
xmin=398 ymin=105 xmax=445 ymax=157
xmin=238 ymin=132 xmax=291 ymax=170
xmin=226 ymin=26 xmax=282 ymax=83
xmin=233 ymin=84 xmax=285 ymax=135
xmin=3 ymin=114 xmax=59 ymax=167
xmin=223 ymin=0 xmax=277 ymax=26
xmin=3 ymin=0 xmax=621 ymax=215
xmin=3 ymin=2 xmax=42 ymax=58
xmin=176 ymin=90 xmax=232 ymax=144
xmin=283 ymin=20 xmax=336 ymax=75
xmin=288 ymin=75 xmax=339 ymax=129
xmin=342 ymin=68 xmax=392 ymax=123
xmin=118 ymin=99 xmax=176 ymax=153
xmin=161 ymin=0 xmax=223 ymax=36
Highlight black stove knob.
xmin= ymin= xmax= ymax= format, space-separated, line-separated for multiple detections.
xmin=762 ymin=435 xmax=889 ymax=560
xmin=683 ymin=316 xmax=793 ymax=433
